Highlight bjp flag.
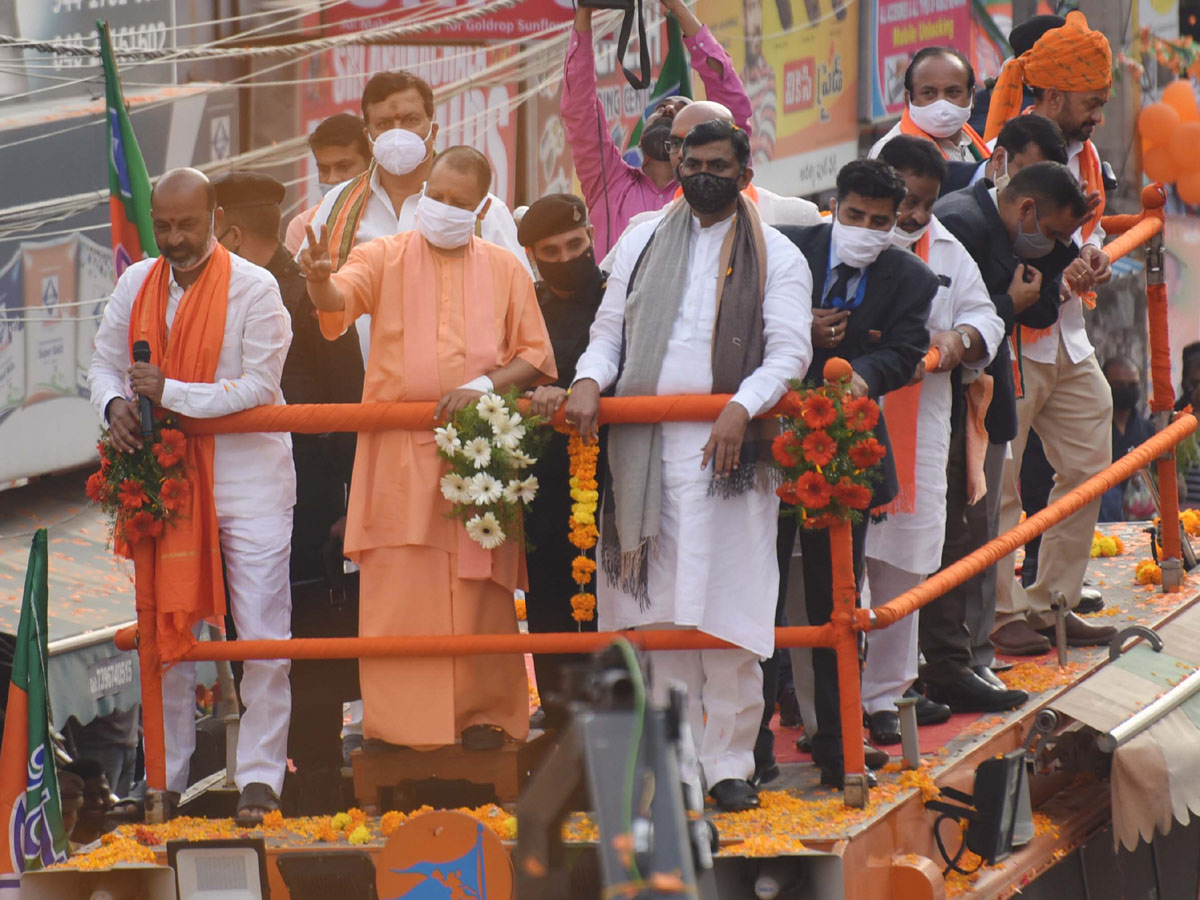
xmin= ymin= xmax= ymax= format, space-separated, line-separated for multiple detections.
xmin=0 ymin=529 xmax=67 ymax=897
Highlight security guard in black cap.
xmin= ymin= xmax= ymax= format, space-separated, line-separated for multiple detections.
xmin=517 ymin=193 xmax=607 ymax=725
xmin=215 ymin=171 xmax=363 ymax=812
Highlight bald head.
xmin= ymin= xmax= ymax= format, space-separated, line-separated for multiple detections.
xmin=669 ymin=102 xmax=734 ymax=171
xmin=151 ymin=167 xmax=217 ymax=270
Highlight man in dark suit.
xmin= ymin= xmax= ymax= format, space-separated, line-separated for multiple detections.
xmin=921 ymin=161 xmax=1106 ymax=710
xmin=216 ymin=172 xmax=365 ymax=814
xmin=776 ymin=159 xmax=937 ymax=789
xmin=941 ymin=113 xmax=1070 ymax=197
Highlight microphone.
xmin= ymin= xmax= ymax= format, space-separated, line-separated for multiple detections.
xmin=132 ymin=340 xmax=154 ymax=439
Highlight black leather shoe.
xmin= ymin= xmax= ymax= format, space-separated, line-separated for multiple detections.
xmin=924 ymin=669 xmax=1028 ymax=713
xmin=753 ymin=759 xmax=781 ymax=786
xmin=778 ymin=688 xmax=803 ymax=729
xmin=709 ymin=778 xmax=760 ymax=812
xmin=796 ymin=734 xmax=813 ymax=754
xmin=868 ymin=711 xmax=901 ymax=745
xmin=971 ymin=665 xmax=1007 ymax=690
xmin=818 ymin=764 xmax=879 ymax=790
xmin=1077 ymin=588 xmax=1104 ymax=615
xmin=863 ymin=742 xmax=889 ymax=769
xmin=903 ymin=689 xmax=952 ymax=726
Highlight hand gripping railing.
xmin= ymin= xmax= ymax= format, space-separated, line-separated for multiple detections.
xmin=119 ymin=185 xmax=1180 ymax=815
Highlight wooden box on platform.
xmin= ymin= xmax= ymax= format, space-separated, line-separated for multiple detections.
xmin=351 ymin=731 xmax=554 ymax=810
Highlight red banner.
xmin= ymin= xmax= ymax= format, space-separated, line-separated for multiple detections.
xmin=317 ymin=0 xmax=574 ymax=42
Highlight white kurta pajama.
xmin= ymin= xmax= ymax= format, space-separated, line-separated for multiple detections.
xmin=574 ymin=213 xmax=813 ymax=789
xmin=89 ymin=255 xmax=296 ymax=795
xmin=861 ymin=218 xmax=1004 ymax=715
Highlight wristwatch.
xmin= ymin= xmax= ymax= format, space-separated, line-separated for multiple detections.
xmin=953 ymin=327 xmax=972 ymax=350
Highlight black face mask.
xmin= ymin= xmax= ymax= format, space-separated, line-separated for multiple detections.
xmin=537 ymin=247 xmax=600 ymax=295
xmin=1111 ymin=384 xmax=1140 ymax=411
xmin=639 ymin=117 xmax=674 ymax=162
xmin=678 ymin=170 xmax=742 ymax=214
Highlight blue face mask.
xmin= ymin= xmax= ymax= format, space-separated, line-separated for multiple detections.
xmin=1013 ymin=202 xmax=1055 ymax=259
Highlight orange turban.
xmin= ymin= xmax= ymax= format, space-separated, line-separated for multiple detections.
xmin=983 ymin=11 xmax=1113 ymax=141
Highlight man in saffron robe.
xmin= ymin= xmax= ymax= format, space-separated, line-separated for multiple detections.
xmin=300 ymin=147 xmax=556 ymax=749
xmin=88 ymin=168 xmax=295 ymax=824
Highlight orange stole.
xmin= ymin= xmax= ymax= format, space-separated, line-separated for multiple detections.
xmin=126 ymin=246 xmax=230 ymax=662
xmin=324 ymin=164 xmax=375 ymax=271
xmin=898 ymin=107 xmax=991 ymax=161
xmin=876 ymin=230 xmax=933 ymax=516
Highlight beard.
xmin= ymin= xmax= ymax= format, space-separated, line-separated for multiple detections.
xmin=161 ymin=243 xmax=206 ymax=269
xmin=639 ymin=116 xmax=674 ymax=162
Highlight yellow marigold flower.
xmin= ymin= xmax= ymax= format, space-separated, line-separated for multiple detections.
xmin=572 ymin=509 xmax=596 ymax=526
xmin=331 ymin=812 xmax=352 ymax=830
xmin=348 ymin=824 xmax=372 ymax=845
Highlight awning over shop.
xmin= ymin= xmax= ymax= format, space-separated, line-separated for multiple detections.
xmin=1049 ymin=602 xmax=1200 ymax=851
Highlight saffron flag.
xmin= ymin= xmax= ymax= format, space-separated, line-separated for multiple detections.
xmin=623 ymin=14 xmax=693 ymax=166
xmin=98 ymin=20 xmax=157 ymax=278
xmin=0 ymin=529 xmax=67 ymax=897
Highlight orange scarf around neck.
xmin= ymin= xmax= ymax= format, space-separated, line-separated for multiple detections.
xmin=325 ymin=163 xmax=376 ymax=271
xmin=125 ymin=245 xmax=231 ymax=662
xmin=899 ymin=107 xmax=991 ymax=162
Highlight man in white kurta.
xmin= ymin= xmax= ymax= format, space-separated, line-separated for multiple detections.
xmin=88 ymin=168 xmax=295 ymax=821
xmin=565 ymin=121 xmax=812 ymax=811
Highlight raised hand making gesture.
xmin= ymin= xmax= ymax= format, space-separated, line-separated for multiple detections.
xmin=299 ymin=224 xmax=333 ymax=284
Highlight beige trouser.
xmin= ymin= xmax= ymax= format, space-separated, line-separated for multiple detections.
xmin=994 ymin=347 xmax=1112 ymax=631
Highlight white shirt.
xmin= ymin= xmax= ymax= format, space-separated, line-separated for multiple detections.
xmin=868 ymin=120 xmax=978 ymax=163
xmin=866 ymin=217 xmax=1004 ymax=575
xmin=576 ymin=213 xmax=814 ymax=418
xmin=88 ymin=254 xmax=296 ymax=519
xmin=599 ymin=186 xmax=822 ymax=271
xmin=576 ymin=212 xmax=813 ymax=657
xmin=300 ymin=166 xmax=530 ymax=362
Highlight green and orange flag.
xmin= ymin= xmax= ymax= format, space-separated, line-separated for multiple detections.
xmin=0 ymin=529 xmax=67 ymax=895
xmin=99 ymin=20 xmax=156 ymax=277
xmin=623 ymin=13 xmax=693 ymax=165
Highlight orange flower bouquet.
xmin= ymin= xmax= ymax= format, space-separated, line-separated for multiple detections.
xmin=773 ymin=371 xmax=885 ymax=529
xmin=86 ymin=415 xmax=191 ymax=547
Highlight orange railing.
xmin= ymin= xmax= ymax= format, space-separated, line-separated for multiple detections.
xmin=120 ymin=185 xmax=1179 ymax=812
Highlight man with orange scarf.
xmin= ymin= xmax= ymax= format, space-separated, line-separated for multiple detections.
xmin=981 ymin=11 xmax=1119 ymax=655
xmin=868 ymin=47 xmax=990 ymax=164
xmin=88 ymin=168 xmax=295 ymax=824
xmin=301 ymin=147 xmax=556 ymax=753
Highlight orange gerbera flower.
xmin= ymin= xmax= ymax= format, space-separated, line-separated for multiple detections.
xmin=776 ymin=480 xmax=800 ymax=504
xmin=832 ymin=477 xmax=872 ymax=509
xmin=123 ymin=510 xmax=163 ymax=543
xmin=777 ymin=390 xmax=805 ymax=416
xmin=794 ymin=471 xmax=832 ymax=509
xmin=848 ymin=437 xmax=887 ymax=468
xmin=118 ymin=479 xmax=147 ymax=510
xmin=159 ymin=478 xmax=190 ymax=512
xmin=154 ymin=428 xmax=187 ymax=468
xmin=86 ymin=470 xmax=108 ymax=504
xmin=799 ymin=394 xmax=838 ymax=429
xmin=801 ymin=430 xmax=836 ymax=467
xmin=771 ymin=432 xmax=802 ymax=467
xmin=844 ymin=397 xmax=880 ymax=433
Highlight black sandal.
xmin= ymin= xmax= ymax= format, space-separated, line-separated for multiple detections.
xmin=235 ymin=782 xmax=280 ymax=826
xmin=461 ymin=724 xmax=505 ymax=751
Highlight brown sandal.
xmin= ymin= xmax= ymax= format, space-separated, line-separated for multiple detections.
xmin=235 ymin=782 xmax=280 ymax=826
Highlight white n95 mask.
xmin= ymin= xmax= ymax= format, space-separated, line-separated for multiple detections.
xmin=371 ymin=123 xmax=433 ymax=176
xmin=907 ymin=98 xmax=972 ymax=139
xmin=415 ymin=193 xmax=488 ymax=249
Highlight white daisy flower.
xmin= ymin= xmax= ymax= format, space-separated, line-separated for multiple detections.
xmin=439 ymin=472 xmax=471 ymax=504
xmin=476 ymin=393 xmax=509 ymax=427
xmin=469 ymin=472 xmax=504 ymax=506
xmin=465 ymin=512 xmax=506 ymax=549
xmin=462 ymin=437 xmax=492 ymax=469
xmin=491 ymin=413 xmax=526 ymax=451
xmin=510 ymin=450 xmax=537 ymax=469
xmin=434 ymin=424 xmax=461 ymax=455
xmin=504 ymin=475 xmax=538 ymax=504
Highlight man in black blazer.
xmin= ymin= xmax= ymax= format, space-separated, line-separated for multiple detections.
xmin=774 ymin=160 xmax=937 ymax=789
xmin=920 ymin=161 xmax=1105 ymax=709
xmin=941 ymin=113 xmax=1071 ymax=197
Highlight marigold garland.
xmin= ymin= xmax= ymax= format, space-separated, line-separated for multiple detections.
xmin=563 ymin=430 xmax=600 ymax=625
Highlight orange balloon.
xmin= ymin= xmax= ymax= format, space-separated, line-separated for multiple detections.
xmin=1170 ymin=121 xmax=1200 ymax=168
xmin=1177 ymin=169 xmax=1200 ymax=205
xmin=1145 ymin=144 xmax=1181 ymax=183
xmin=1162 ymin=79 xmax=1200 ymax=123
xmin=1139 ymin=101 xmax=1181 ymax=148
